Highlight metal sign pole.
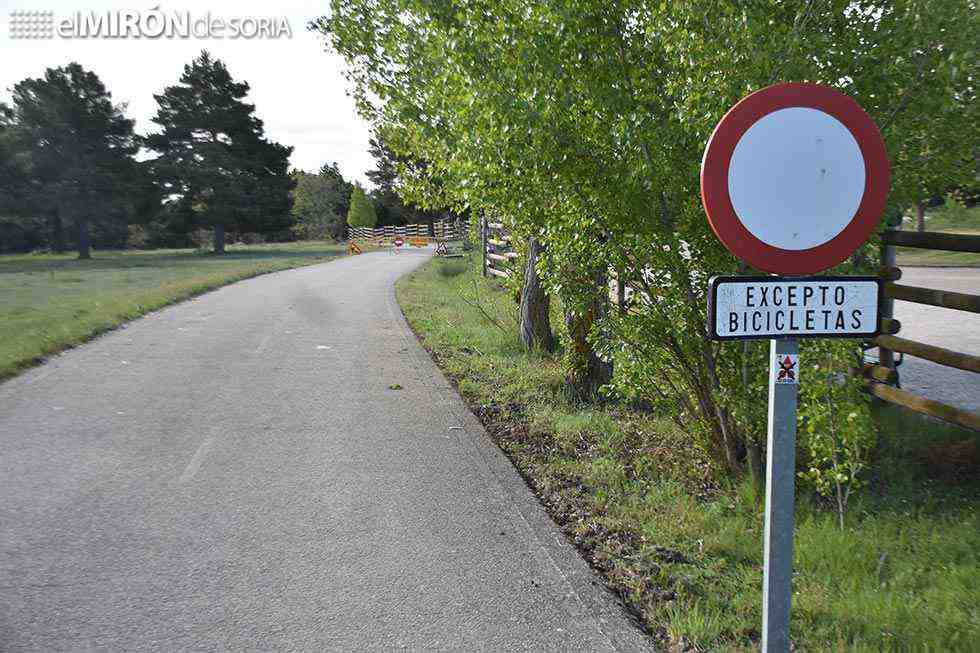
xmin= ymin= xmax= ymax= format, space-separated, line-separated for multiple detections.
xmin=700 ymin=84 xmax=889 ymax=649
xmin=762 ymin=336 xmax=798 ymax=652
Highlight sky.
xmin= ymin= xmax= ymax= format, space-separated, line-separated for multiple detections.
xmin=0 ymin=0 xmax=376 ymax=184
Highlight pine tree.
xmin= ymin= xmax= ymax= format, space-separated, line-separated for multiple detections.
xmin=147 ymin=51 xmax=294 ymax=253
xmin=0 ymin=103 xmax=26 ymax=214
xmin=5 ymin=64 xmax=138 ymax=258
xmin=346 ymin=184 xmax=377 ymax=228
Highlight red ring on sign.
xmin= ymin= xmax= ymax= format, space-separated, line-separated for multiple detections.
xmin=701 ymin=82 xmax=890 ymax=274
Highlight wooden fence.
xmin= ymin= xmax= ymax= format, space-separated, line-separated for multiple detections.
xmin=433 ymin=218 xmax=469 ymax=241
xmin=864 ymin=227 xmax=980 ymax=431
xmin=348 ymin=218 xmax=469 ymax=243
xmin=478 ymin=217 xmax=978 ymax=431
xmin=481 ymin=219 xmax=517 ymax=279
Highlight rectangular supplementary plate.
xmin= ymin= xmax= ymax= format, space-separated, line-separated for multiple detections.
xmin=707 ymin=275 xmax=881 ymax=341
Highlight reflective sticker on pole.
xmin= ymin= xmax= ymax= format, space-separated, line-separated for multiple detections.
xmin=774 ymin=354 xmax=798 ymax=385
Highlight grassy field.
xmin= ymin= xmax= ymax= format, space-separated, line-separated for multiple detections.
xmin=896 ymin=247 xmax=980 ymax=267
xmin=397 ymin=255 xmax=979 ymax=651
xmin=897 ymin=201 xmax=980 ymax=267
xmin=0 ymin=242 xmax=346 ymax=381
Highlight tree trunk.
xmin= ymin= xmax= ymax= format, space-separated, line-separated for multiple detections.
xmin=50 ymin=207 xmax=66 ymax=253
xmin=742 ymin=340 xmax=764 ymax=495
xmin=916 ymin=200 xmax=926 ymax=232
xmin=213 ymin=223 xmax=226 ymax=254
xmin=519 ymin=237 xmax=555 ymax=352
xmin=747 ymin=441 xmax=764 ymax=493
xmin=616 ymin=272 xmax=626 ymax=315
xmin=76 ymin=216 xmax=91 ymax=259
xmin=481 ymin=218 xmax=488 ymax=277
xmin=564 ymin=269 xmax=613 ymax=401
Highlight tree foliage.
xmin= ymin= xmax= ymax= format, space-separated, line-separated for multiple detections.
xmin=346 ymin=183 xmax=377 ymax=228
xmin=0 ymin=103 xmax=26 ymax=211
xmin=147 ymin=51 xmax=295 ymax=253
xmin=2 ymin=63 xmax=139 ymax=258
xmin=291 ymin=163 xmax=353 ymax=240
xmin=800 ymin=341 xmax=876 ymax=528
xmin=317 ymin=1 xmax=978 ymax=480
xmin=367 ymin=130 xmax=447 ymax=226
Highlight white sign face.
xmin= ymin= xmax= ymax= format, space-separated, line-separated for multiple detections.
xmin=708 ymin=276 xmax=880 ymax=340
xmin=728 ymin=107 xmax=866 ymax=251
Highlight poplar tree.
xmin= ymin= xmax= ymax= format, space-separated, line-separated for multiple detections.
xmin=318 ymin=0 xmax=978 ymax=476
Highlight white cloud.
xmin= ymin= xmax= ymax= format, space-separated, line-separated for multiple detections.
xmin=0 ymin=0 xmax=376 ymax=184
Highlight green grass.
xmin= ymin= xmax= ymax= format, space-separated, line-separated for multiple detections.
xmin=895 ymin=247 xmax=980 ymax=267
xmin=897 ymin=201 xmax=980 ymax=267
xmin=0 ymin=242 xmax=346 ymax=381
xmin=436 ymin=258 xmax=469 ymax=278
xmin=911 ymin=201 xmax=980 ymax=233
xmin=397 ymin=255 xmax=980 ymax=651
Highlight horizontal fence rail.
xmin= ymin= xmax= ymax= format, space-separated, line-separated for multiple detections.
xmin=482 ymin=219 xmax=516 ymax=279
xmin=866 ymin=381 xmax=980 ymax=432
xmin=471 ymin=219 xmax=977 ymax=431
xmin=433 ymin=218 xmax=469 ymax=241
xmin=875 ymin=334 xmax=980 ymax=374
xmin=870 ymin=226 xmax=979 ymax=431
xmin=884 ymin=283 xmax=980 ymax=313
xmin=882 ymin=230 xmax=980 ymax=253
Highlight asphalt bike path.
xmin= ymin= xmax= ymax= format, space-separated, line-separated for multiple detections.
xmin=1 ymin=249 xmax=649 ymax=651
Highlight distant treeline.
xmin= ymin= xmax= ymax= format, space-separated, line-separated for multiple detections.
xmin=0 ymin=50 xmax=441 ymax=256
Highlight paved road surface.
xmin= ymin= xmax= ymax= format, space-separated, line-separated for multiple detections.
xmin=888 ymin=267 xmax=979 ymax=414
xmin=0 ymin=250 xmax=647 ymax=651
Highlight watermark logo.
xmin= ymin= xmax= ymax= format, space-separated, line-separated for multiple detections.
xmin=9 ymin=10 xmax=55 ymax=39
xmin=7 ymin=6 xmax=292 ymax=40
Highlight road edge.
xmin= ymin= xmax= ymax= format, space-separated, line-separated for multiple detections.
xmin=0 ymin=250 xmax=348 ymax=386
xmin=389 ymin=258 xmax=656 ymax=652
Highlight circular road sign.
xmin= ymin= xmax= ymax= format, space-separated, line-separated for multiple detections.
xmin=701 ymin=82 xmax=889 ymax=274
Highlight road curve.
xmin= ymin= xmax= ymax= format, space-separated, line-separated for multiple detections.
xmin=0 ymin=249 xmax=648 ymax=651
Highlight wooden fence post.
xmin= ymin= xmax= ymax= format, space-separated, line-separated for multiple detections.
xmin=481 ymin=216 xmax=488 ymax=277
xmin=878 ymin=212 xmax=899 ymax=380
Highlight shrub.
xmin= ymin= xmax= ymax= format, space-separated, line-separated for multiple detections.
xmin=798 ymin=341 xmax=876 ymax=528
xmin=189 ymin=228 xmax=212 ymax=250
xmin=291 ymin=220 xmax=330 ymax=241
xmin=437 ymin=260 xmax=467 ymax=278
xmin=239 ymin=232 xmax=266 ymax=245
xmin=126 ymin=224 xmax=149 ymax=249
